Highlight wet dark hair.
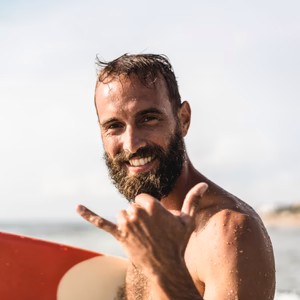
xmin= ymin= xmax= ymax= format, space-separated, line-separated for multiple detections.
xmin=94 ymin=53 xmax=181 ymax=116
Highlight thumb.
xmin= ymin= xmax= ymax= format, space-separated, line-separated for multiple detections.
xmin=181 ymin=182 xmax=208 ymax=217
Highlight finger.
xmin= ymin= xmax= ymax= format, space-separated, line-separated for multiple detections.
xmin=119 ymin=207 xmax=150 ymax=244
xmin=76 ymin=205 xmax=118 ymax=237
xmin=181 ymin=182 xmax=208 ymax=217
xmin=116 ymin=210 xmax=131 ymax=239
xmin=134 ymin=193 xmax=159 ymax=214
xmin=126 ymin=204 xmax=139 ymax=221
xmin=127 ymin=203 xmax=149 ymax=220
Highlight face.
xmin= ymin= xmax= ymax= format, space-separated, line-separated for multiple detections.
xmin=95 ymin=75 xmax=187 ymax=202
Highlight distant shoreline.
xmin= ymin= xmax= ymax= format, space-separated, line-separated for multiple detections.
xmin=261 ymin=213 xmax=300 ymax=227
xmin=258 ymin=203 xmax=300 ymax=227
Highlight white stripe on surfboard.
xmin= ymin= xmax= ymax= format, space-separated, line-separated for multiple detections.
xmin=57 ymin=255 xmax=129 ymax=300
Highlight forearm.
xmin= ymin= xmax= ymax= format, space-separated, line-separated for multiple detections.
xmin=151 ymin=261 xmax=203 ymax=300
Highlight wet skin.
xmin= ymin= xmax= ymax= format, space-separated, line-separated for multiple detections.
xmin=77 ymin=75 xmax=276 ymax=300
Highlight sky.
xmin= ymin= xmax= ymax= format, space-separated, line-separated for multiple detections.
xmin=0 ymin=0 xmax=299 ymax=222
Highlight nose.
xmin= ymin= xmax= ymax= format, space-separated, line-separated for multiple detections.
xmin=122 ymin=126 xmax=146 ymax=154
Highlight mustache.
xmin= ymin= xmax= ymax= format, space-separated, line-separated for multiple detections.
xmin=112 ymin=145 xmax=166 ymax=164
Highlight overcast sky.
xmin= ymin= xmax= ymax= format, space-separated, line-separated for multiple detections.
xmin=1 ymin=0 xmax=299 ymax=222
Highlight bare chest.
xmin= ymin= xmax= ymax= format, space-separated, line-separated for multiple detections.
xmin=120 ymin=240 xmax=206 ymax=300
xmin=121 ymin=264 xmax=154 ymax=300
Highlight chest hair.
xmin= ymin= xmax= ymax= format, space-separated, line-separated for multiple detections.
xmin=116 ymin=263 xmax=154 ymax=300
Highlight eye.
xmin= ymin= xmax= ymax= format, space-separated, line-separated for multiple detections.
xmin=108 ymin=123 xmax=122 ymax=129
xmin=142 ymin=116 xmax=159 ymax=123
xmin=104 ymin=122 xmax=124 ymax=135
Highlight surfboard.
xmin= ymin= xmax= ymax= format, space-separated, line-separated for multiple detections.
xmin=0 ymin=231 xmax=128 ymax=300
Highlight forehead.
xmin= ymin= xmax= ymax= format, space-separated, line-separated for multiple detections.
xmin=95 ymin=75 xmax=172 ymax=119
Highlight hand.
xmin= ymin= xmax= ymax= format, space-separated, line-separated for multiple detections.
xmin=76 ymin=182 xmax=208 ymax=277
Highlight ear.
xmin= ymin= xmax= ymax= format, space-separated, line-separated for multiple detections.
xmin=178 ymin=101 xmax=191 ymax=137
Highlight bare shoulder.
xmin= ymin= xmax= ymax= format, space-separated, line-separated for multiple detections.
xmin=201 ymin=204 xmax=270 ymax=247
xmin=188 ymin=201 xmax=276 ymax=299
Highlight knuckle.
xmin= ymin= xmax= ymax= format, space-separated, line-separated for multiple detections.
xmin=118 ymin=218 xmax=130 ymax=231
xmin=117 ymin=210 xmax=129 ymax=224
xmin=95 ymin=217 xmax=104 ymax=227
xmin=88 ymin=215 xmax=96 ymax=222
xmin=123 ymin=219 xmax=130 ymax=228
xmin=132 ymin=204 xmax=144 ymax=215
xmin=128 ymin=212 xmax=139 ymax=222
xmin=129 ymin=204 xmax=146 ymax=222
xmin=131 ymin=204 xmax=139 ymax=214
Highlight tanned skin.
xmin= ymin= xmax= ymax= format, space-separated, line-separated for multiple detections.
xmin=77 ymin=74 xmax=275 ymax=300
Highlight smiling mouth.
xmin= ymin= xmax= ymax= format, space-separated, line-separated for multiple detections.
xmin=128 ymin=156 xmax=154 ymax=167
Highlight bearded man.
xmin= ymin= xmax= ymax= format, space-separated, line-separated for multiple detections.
xmin=77 ymin=54 xmax=275 ymax=300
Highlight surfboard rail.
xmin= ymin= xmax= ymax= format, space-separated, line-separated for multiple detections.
xmin=0 ymin=232 xmax=128 ymax=300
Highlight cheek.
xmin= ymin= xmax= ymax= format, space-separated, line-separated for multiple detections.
xmin=102 ymin=137 xmax=120 ymax=157
xmin=149 ymin=131 xmax=173 ymax=151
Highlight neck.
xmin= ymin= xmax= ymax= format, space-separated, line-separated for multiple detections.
xmin=160 ymin=157 xmax=206 ymax=211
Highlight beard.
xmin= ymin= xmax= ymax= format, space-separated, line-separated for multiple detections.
xmin=104 ymin=125 xmax=186 ymax=202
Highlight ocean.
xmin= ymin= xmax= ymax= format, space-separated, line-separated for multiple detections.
xmin=1 ymin=222 xmax=299 ymax=300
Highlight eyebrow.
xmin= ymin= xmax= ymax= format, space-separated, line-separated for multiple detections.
xmin=135 ymin=108 xmax=164 ymax=119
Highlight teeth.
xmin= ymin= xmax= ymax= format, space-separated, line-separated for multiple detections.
xmin=129 ymin=156 xmax=153 ymax=166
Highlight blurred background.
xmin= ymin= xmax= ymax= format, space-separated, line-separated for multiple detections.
xmin=1 ymin=0 xmax=299 ymax=298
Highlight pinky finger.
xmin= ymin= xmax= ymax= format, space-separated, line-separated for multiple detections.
xmin=76 ymin=205 xmax=118 ymax=238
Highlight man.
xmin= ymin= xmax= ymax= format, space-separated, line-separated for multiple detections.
xmin=77 ymin=54 xmax=275 ymax=299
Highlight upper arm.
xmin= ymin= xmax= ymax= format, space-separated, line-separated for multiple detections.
xmin=196 ymin=210 xmax=275 ymax=300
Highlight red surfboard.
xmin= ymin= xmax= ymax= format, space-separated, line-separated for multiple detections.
xmin=0 ymin=232 xmax=128 ymax=300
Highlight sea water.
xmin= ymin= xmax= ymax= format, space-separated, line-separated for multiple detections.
xmin=1 ymin=222 xmax=299 ymax=300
